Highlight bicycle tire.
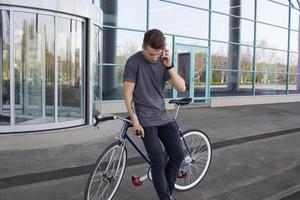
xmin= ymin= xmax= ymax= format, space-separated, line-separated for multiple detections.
xmin=84 ymin=140 xmax=127 ymax=200
xmin=175 ymin=129 xmax=212 ymax=191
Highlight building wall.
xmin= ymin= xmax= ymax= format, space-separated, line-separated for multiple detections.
xmin=99 ymin=0 xmax=300 ymax=112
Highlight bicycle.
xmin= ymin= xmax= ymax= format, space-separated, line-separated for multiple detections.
xmin=84 ymin=97 xmax=212 ymax=200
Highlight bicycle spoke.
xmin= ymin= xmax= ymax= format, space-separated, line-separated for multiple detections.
xmin=85 ymin=141 xmax=127 ymax=200
xmin=175 ymin=130 xmax=211 ymax=190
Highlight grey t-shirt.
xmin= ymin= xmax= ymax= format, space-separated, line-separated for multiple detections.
xmin=123 ymin=51 xmax=172 ymax=127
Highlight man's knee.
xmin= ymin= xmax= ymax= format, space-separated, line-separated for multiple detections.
xmin=150 ymin=152 xmax=166 ymax=169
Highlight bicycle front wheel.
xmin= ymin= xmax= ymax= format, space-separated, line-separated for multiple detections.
xmin=175 ymin=130 xmax=212 ymax=191
xmin=84 ymin=140 xmax=127 ymax=200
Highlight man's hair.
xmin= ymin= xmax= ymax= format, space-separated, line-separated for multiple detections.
xmin=143 ymin=29 xmax=166 ymax=50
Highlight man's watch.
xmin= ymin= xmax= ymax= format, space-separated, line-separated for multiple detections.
xmin=165 ymin=64 xmax=174 ymax=70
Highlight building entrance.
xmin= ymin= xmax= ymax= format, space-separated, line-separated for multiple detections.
xmin=174 ymin=44 xmax=209 ymax=104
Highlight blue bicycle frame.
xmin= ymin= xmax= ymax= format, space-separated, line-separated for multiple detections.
xmin=119 ymin=119 xmax=192 ymax=166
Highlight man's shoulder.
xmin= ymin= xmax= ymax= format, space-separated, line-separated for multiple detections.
xmin=127 ymin=51 xmax=143 ymax=63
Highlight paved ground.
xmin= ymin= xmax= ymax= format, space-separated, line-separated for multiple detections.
xmin=1 ymin=102 xmax=300 ymax=200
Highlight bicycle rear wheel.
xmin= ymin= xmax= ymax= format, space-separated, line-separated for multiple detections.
xmin=175 ymin=129 xmax=212 ymax=191
xmin=84 ymin=140 xmax=127 ymax=200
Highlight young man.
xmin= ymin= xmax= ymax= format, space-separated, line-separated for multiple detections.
xmin=123 ymin=29 xmax=186 ymax=200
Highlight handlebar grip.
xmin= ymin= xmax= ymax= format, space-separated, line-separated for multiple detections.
xmin=92 ymin=115 xmax=116 ymax=126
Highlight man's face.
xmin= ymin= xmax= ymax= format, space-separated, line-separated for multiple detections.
xmin=142 ymin=45 xmax=163 ymax=64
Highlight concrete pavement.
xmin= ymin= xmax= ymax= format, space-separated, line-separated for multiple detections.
xmin=1 ymin=102 xmax=300 ymax=199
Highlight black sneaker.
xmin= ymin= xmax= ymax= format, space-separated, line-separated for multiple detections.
xmin=169 ymin=196 xmax=176 ymax=200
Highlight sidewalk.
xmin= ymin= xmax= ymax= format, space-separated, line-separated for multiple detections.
xmin=1 ymin=102 xmax=300 ymax=179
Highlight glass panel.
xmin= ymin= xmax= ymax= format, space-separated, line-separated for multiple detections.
xmin=176 ymin=37 xmax=208 ymax=47
xmin=291 ymin=6 xmax=299 ymax=31
xmin=102 ymin=0 xmax=147 ymax=30
xmin=211 ymin=13 xmax=229 ymax=42
xmin=102 ymin=65 xmax=124 ymax=101
xmin=211 ymin=42 xmax=228 ymax=70
xmin=177 ymin=52 xmax=191 ymax=98
xmin=210 ymin=70 xmax=253 ymax=96
xmin=289 ymin=52 xmax=300 ymax=94
xmin=239 ymin=71 xmax=253 ymax=91
xmin=150 ymin=0 xmax=209 ymax=38
xmin=13 ymin=12 xmax=55 ymax=125
xmin=256 ymin=23 xmax=288 ymax=50
xmin=211 ymin=0 xmax=230 ymax=15
xmin=290 ymin=30 xmax=298 ymax=52
xmin=165 ymin=0 xmax=209 ymax=9
xmin=240 ymin=46 xmax=253 ymax=71
xmin=0 ymin=10 xmax=10 ymax=125
xmin=241 ymin=0 xmax=254 ymax=20
xmin=14 ymin=12 xmax=36 ymax=124
xmin=255 ymin=72 xmax=287 ymax=95
xmin=256 ymin=48 xmax=287 ymax=73
xmin=257 ymin=0 xmax=289 ymax=28
xmin=117 ymin=0 xmax=147 ymax=29
xmin=212 ymin=0 xmax=254 ymax=20
xmin=57 ymin=17 xmax=84 ymax=121
xmin=288 ymin=74 xmax=300 ymax=94
xmin=240 ymin=19 xmax=254 ymax=45
xmin=212 ymin=13 xmax=253 ymax=45
xmin=116 ymin=29 xmax=144 ymax=65
xmin=93 ymin=25 xmax=102 ymax=114
xmin=40 ymin=15 xmax=55 ymax=121
xmin=194 ymin=52 xmax=207 ymax=98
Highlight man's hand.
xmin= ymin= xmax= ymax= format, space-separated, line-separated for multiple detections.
xmin=133 ymin=122 xmax=145 ymax=138
xmin=161 ymin=49 xmax=172 ymax=67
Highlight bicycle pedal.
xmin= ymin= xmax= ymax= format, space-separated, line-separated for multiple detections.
xmin=177 ymin=171 xmax=187 ymax=179
xmin=132 ymin=176 xmax=143 ymax=186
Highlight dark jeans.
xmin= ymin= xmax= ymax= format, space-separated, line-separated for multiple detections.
xmin=142 ymin=121 xmax=185 ymax=200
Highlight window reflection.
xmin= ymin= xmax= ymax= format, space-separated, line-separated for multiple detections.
xmin=255 ymin=72 xmax=287 ymax=95
xmin=256 ymin=23 xmax=288 ymax=50
xmin=102 ymin=65 xmax=125 ymax=101
xmin=210 ymin=70 xmax=253 ymax=96
xmin=103 ymin=0 xmax=146 ymax=30
xmin=290 ymin=30 xmax=298 ymax=52
xmin=150 ymin=0 xmax=208 ymax=38
xmin=291 ymin=6 xmax=299 ymax=31
xmin=257 ymin=0 xmax=289 ymax=28
xmin=255 ymin=48 xmax=287 ymax=73
xmin=102 ymin=28 xmax=143 ymax=100
xmin=211 ymin=0 xmax=254 ymax=20
xmin=289 ymin=53 xmax=300 ymax=94
xmin=93 ymin=25 xmax=102 ymax=114
xmin=39 ymin=15 xmax=55 ymax=120
xmin=211 ymin=13 xmax=229 ymax=42
xmin=0 ymin=10 xmax=10 ymax=125
xmin=57 ymin=17 xmax=84 ymax=121
xmin=13 ymin=12 xmax=55 ymax=125
xmin=166 ymin=0 xmax=209 ymax=9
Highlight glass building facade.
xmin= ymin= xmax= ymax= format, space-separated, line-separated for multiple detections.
xmin=100 ymin=0 xmax=300 ymax=109
xmin=1 ymin=0 xmax=300 ymax=133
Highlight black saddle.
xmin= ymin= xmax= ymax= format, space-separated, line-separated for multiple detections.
xmin=168 ymin=97 xmax=192 ymax=105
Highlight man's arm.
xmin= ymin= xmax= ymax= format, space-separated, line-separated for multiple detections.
xmin=161 ymin=49 xmax=186 ymax=92
xmin=168 ymin=68 xmax=186 ymax=92
xmin=124 ymin=81 xmax=144 ymax=137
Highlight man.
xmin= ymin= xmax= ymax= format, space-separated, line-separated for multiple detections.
xmin=123 ymin=29 xmax=186 ymax=200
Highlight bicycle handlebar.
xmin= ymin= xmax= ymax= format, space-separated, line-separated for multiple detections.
xmin=92 ymin=115 xmax=116 ymax=126
xmin=92 ymin=115 xmax=132 ymax=127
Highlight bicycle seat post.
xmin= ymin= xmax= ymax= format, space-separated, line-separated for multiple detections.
xmin=174 ymin=105 xmax=181 ymax=120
